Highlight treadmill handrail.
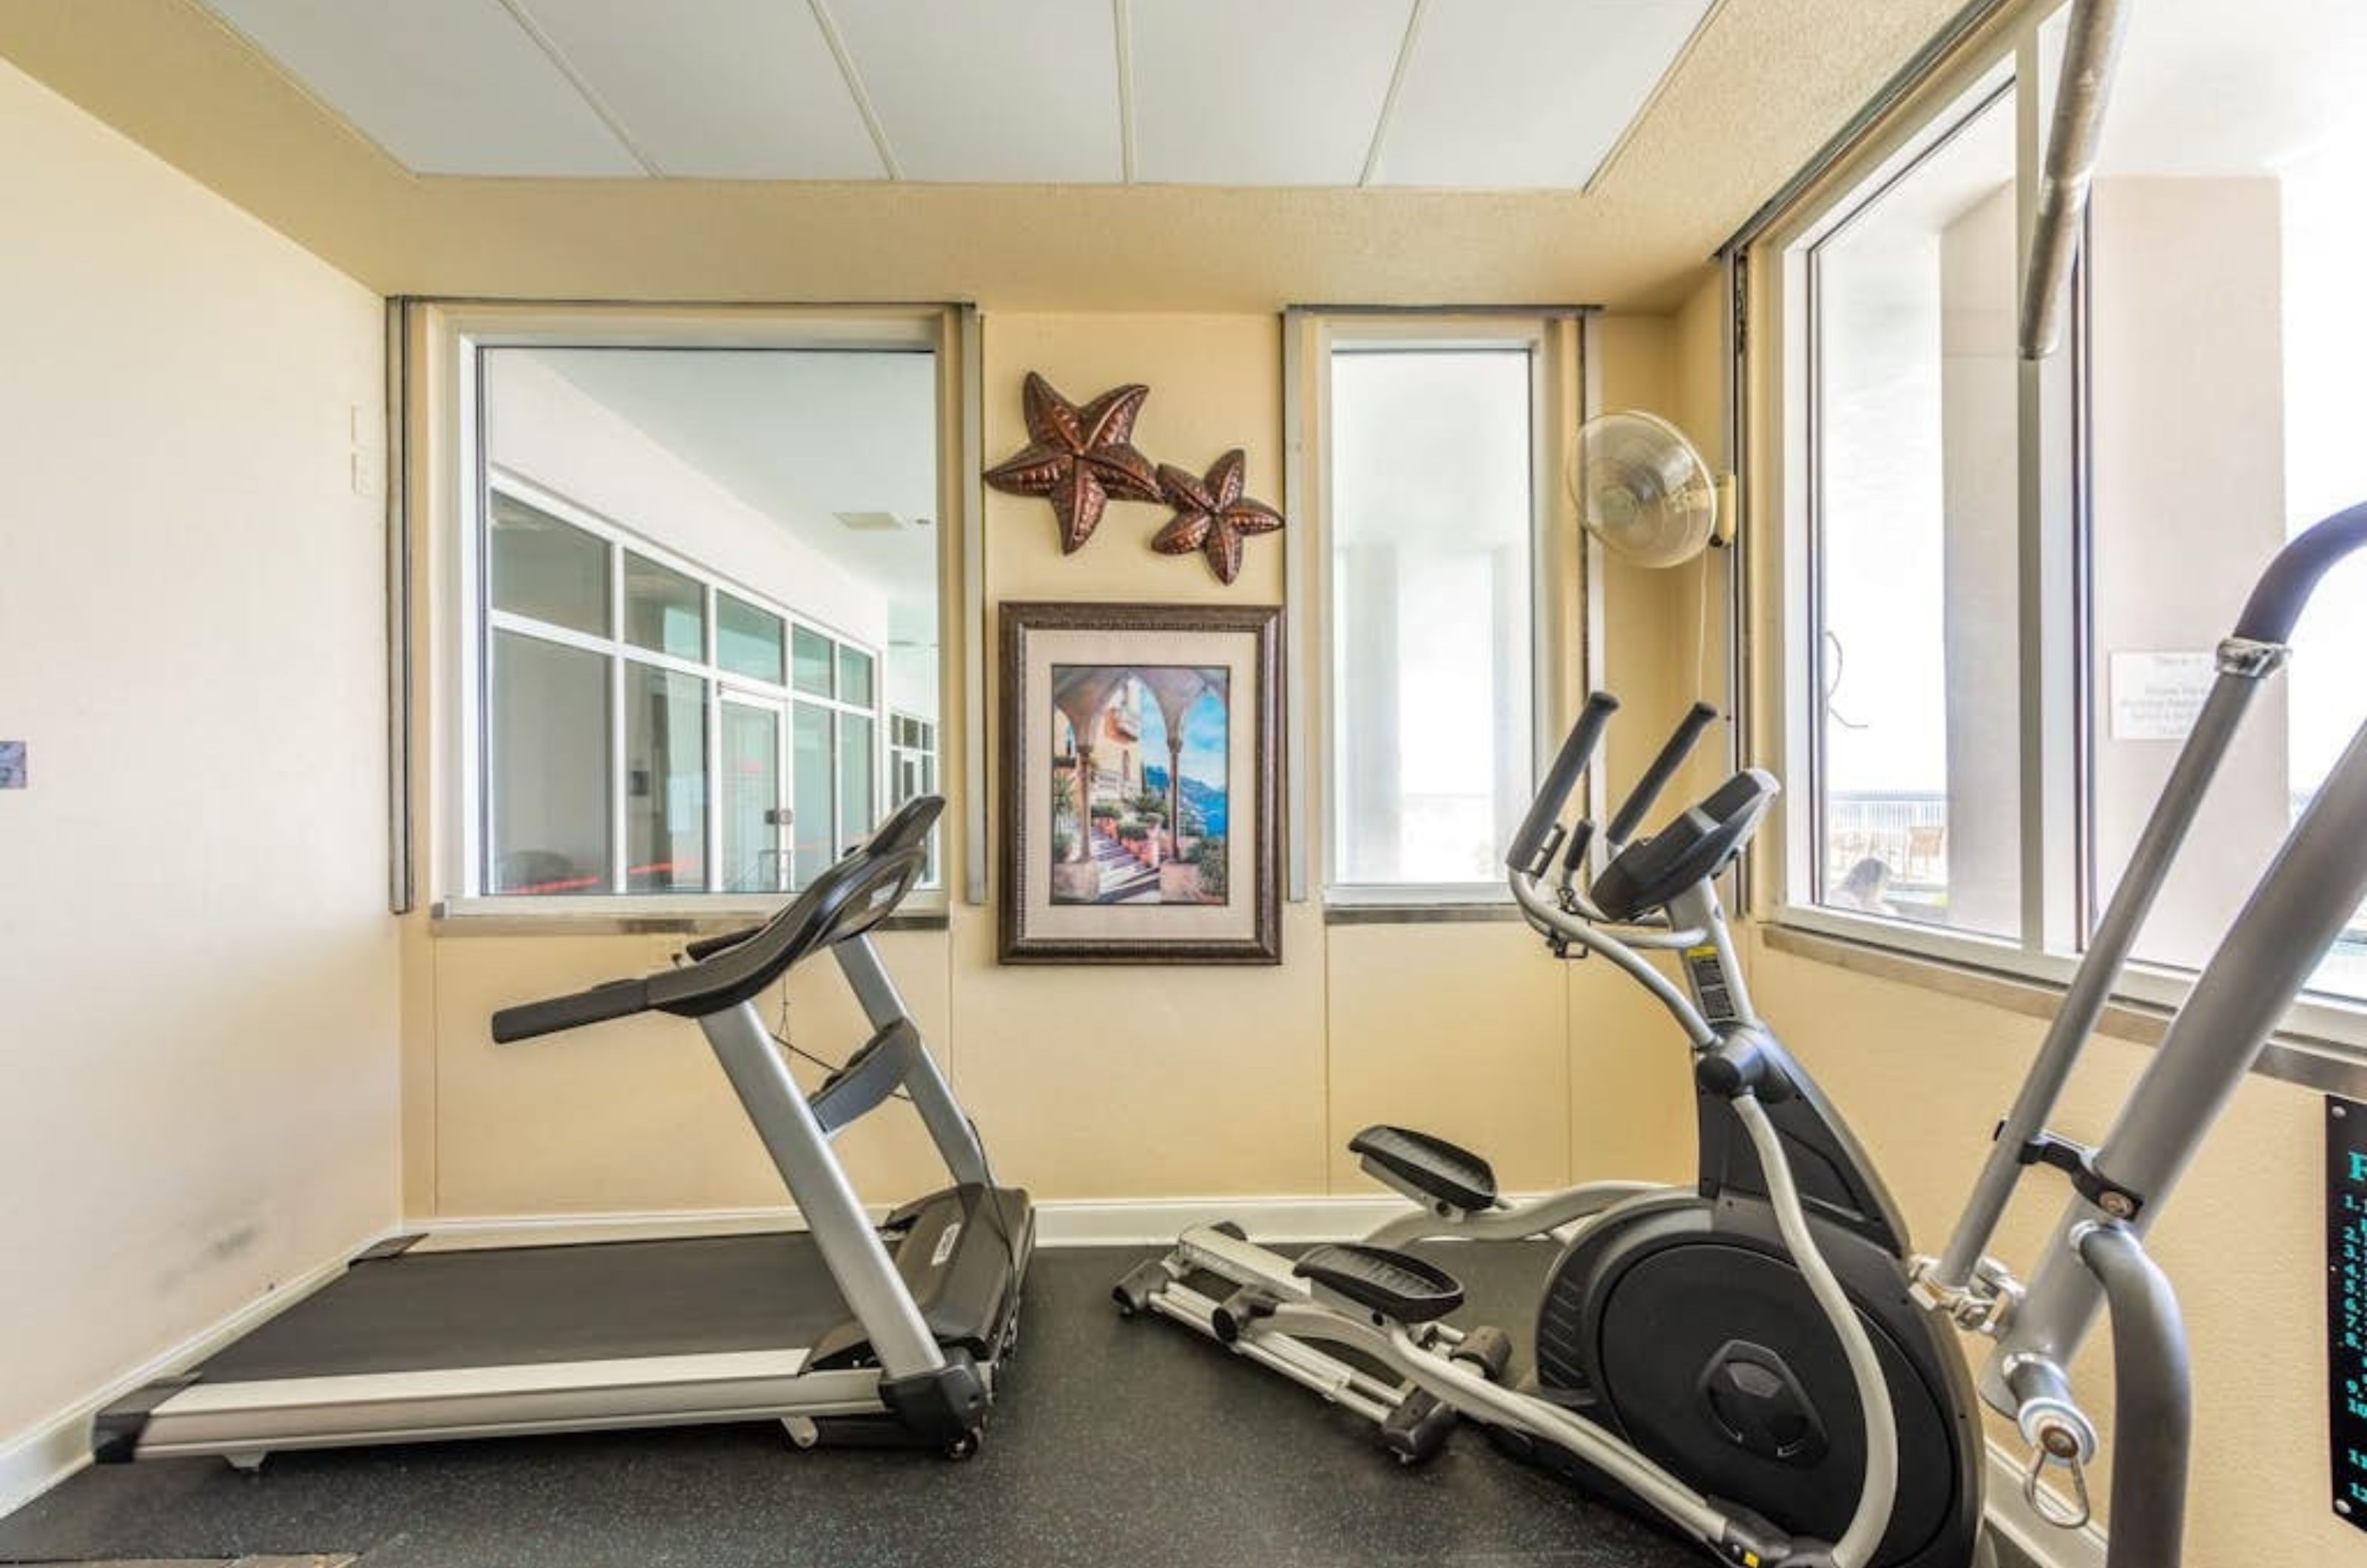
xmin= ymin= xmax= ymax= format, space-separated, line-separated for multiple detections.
xmin=493 ymin=797 xmax=945 ymax=1044
xmin=681 ymin=795 xmax=945 ymax=964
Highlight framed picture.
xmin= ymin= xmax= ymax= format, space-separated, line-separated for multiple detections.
xmin=999 ymin=601 xmax=1282 ymax=964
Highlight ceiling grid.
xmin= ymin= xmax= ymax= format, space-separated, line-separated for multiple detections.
xmin=195 ymin=0 xmax=1721 ymax=191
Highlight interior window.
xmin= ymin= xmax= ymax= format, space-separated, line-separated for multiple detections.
xmin=473 ymin=343 xmax=941 ymax=898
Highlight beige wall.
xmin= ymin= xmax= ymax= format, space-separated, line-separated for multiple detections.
xmin=0 ymin=58 xmax=396 ymax=1469
xmin=408 ymin=307 xmax=1708 ymax=1218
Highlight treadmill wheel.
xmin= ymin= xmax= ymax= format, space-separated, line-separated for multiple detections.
xmin=942 ymin=1432 xmax=982 ymax=1461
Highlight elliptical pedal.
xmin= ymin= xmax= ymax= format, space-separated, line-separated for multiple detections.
xmin=1292 ymin=1244 xmax=1465 ymax=1324
xmin=1348 ymin=1126 xmax=1499 ymax=1214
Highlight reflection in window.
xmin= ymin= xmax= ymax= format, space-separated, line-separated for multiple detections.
xmin=490 ymin=493 xmax=609 ymax=636
xmin=840 ymin=712 xmax=876 ymax=853
xmin=488 ymin=631 xmax=610 ymax=894
xmin=721 ymin=702 xmax=787 ymax=893
xmin=624 ymin=551 xmax=705 ymax=660
xmin=1809 ymin=85 xmax=2019 ymax=936
xmin=475 ymin=342 xmax=939 ymax=898
xmin=625 ymin=666 xmax=708 ymax=893
xmin=793 ymin=703 xmax=836 ymax=888
xmin=717 ymin=593 xmax=786 ymax=684
xmin=792 ymin=626 xmax=834 ymax=697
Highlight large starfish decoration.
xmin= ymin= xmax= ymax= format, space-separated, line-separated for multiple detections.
xmin=982 ymin=372 xmax=1161 ymax=553
xmin=1151 ymin=450 xmax=1283 ymax=586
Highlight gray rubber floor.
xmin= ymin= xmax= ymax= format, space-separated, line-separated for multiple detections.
xmin=0 ymin=1244 xmax=1706 ymax=1568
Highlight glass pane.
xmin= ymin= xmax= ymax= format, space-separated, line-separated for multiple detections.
xmin=479 ymin=342 xmax=947 ymax=899
xmin=721 ymin=703 xmax=786 ymax=894
xmin=624 ymin=551 xmax=705 ymax=660
xmin=624 ymin=665 xmax=707 ymax=892
xmin=487 ymin=631 xmax=611 ymax=894
xmin=839 ymin=646 xmax=876 ymax=708
xmin=2081 ymin=7 xmax=2367 ymax=994
xmin=1328 ymin=349 xmax=1534 ymax=885
xmin=840 ymin=713 xmax=876 ymax=849
xmin=1809 ymin=84 xmax=2021 ymax=936
xmin=791 ymin=702 xmax=836 ymax=888
xmin=792 ymin=626 xmax=834 ymax=697
xmin=489 ymin=492 xmax=609 ymax=636
xmin=717 ymin=594 xmax=786 ymax=685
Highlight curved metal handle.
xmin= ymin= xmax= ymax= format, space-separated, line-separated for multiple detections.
xmin=1606 ymin=702 xmax=1719 ymax=847
xmin=2234 ymin=498 xmax=2367 ymax=643
xmin=1507 ymin=692 xmax=1621 ymax=876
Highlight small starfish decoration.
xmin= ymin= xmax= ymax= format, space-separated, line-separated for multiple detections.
xmin=982 ymin=372 xmax=1162 ymax=553
xmin=1152 ymin=450 xmax=1283 ymax=586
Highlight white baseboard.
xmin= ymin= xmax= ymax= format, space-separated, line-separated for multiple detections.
xmin=0 ymin=1248 xmax=355 ymax=1522
xmin=1984 ymin=1438 xmax=2109 ymax=1568
xmin=1032 ymin=1194 xmax=1411 ymax=1246
xmin=413 ymin=1192 xmax=1426 ymax=1251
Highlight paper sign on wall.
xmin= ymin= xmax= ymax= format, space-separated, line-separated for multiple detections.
xmin=0 ymin=741 xmax=23 ymax=789
xmin=2110 ymin=651 xmax=2215 ymax=741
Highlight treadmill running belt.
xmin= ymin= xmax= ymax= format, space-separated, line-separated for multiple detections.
xmin=197 ymin=1233 xmax=854 ymax=1382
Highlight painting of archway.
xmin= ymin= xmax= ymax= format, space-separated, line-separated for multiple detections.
xmin=1047 ymin=664 xmax=1229 ymax=905
xmin=999 ymin=601 xmax=1280 ymax=964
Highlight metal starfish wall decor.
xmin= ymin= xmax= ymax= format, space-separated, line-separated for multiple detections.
xmin=1152 ymin=449 xmax=1284 ymax=586
xmin=982 ymin=372 xmax=1161 ymax=554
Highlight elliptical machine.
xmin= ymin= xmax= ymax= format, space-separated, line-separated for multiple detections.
xmin=1121 ymin=498 xmax=2367 ymax=1568
xmin=1118 ymin=695 xmax=1985 ymax=1568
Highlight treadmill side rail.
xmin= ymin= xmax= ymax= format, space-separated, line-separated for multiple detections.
xmin=98 ymin=1354 xmax=899 ymax=1462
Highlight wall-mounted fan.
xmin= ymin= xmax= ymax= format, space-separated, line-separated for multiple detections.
xmin=1567 ymin=410 xmax=1723 ymax=567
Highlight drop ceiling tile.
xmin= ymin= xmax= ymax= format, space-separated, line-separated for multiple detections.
xmin=1129 ymin=0 xmax=1416 ymax=186
xmin=203 ymin=0 xmax=641 ymax=176
xmin=830 ymin=0 xmax=1122 ymax=183
xmin=1372 ymin=0 xmax=1715 ymax=189
xmin=514 ymin=0 xmax=885 ymax=179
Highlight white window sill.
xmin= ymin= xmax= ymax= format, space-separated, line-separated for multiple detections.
xmin=429 ymin=892 xmax=949 ymax=938
xmin=1758 ymin=910 xmax=2367 ymax=1096
xmin=1323 ymin=885 xmax=1525 ymax=925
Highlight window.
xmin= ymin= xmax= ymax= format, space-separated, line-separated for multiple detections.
xmin=1804 ymin=80 xmax=2022 ymax=937
xmin=453 ymin=328 xmax=948 ymax=907
xmin=1770 ymin=1 xmax=2367 ymax=1011
xmin=1325 ymin=321 xmax=1559 ymax=898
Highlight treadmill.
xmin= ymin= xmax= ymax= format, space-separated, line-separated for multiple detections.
xmin=94 ymin=796 xmax=1032 ymax=1467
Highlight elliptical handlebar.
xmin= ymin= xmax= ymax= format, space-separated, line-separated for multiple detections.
xmin=1606 ymin=701 xmax=1721 ymax=848
xmin=1506 ymin=691 xmax=1621 ymax=876
xmin=2233 ymin=496 xmax=2367 ymax=642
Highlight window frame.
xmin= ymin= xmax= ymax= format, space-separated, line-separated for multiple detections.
xmin=1749 ymin=1 xmax=2367 ymax=1052
xmin=407 ymin=303 xmax=966 ymax=922
xmin=1313 ymin=311 xmax=1584 ymax=908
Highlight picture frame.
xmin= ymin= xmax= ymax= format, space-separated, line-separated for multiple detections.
xmin=999 ymin=601 xmax=1282 ymax=964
